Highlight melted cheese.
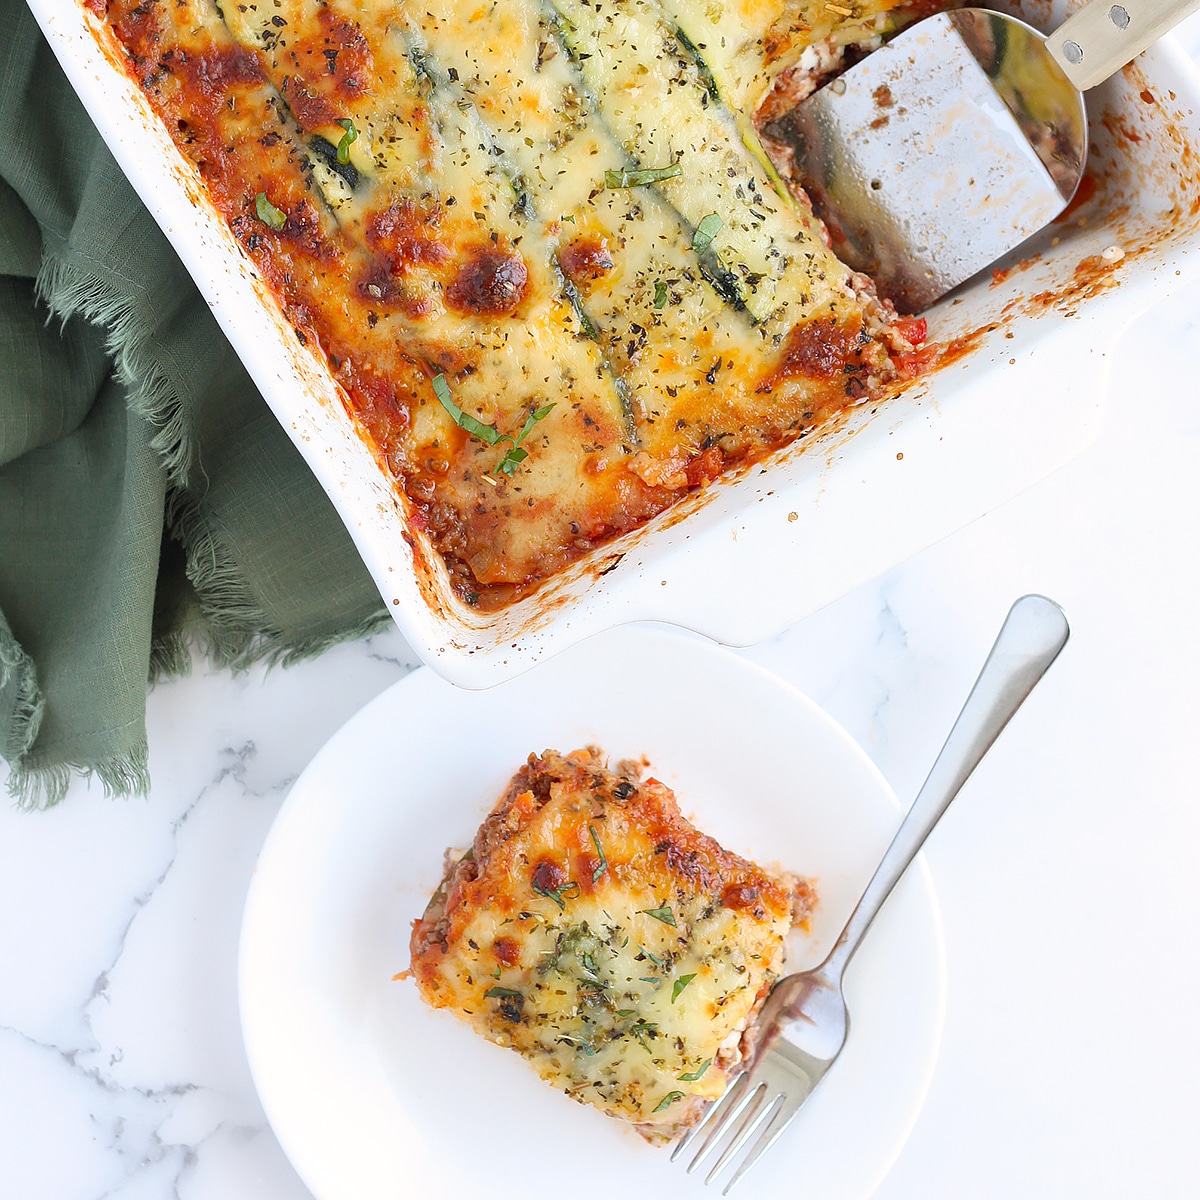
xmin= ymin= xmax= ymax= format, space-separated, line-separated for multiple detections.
xmin=102 ymin=0 xmax=926 ymax=608
xmin=658 ymin=0 xmax=915 ymax=112
xmin=409 ymin=749 xmax=811 ymax=1135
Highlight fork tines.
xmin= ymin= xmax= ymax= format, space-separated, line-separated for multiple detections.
xmin=671 ymin=1070 xmax=802 ymax=1194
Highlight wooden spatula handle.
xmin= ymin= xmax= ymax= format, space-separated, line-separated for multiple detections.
xmin=1045 ymin=0 xmax=1200 ymax=89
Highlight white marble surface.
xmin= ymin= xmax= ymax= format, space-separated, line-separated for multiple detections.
xmin=6 ymin=26 xmax=1200 ymax=1200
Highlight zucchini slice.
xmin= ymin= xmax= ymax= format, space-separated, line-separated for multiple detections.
xmin=217 ymin=0 xmax=634 ymax=455
xmin=654 ymin=0 xmax=911 ymax=115
xmin=545 ymin=0 xmax=845 ymax=325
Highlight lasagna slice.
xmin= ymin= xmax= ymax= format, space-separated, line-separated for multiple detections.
xmin=408 ymin=748 xmax=816 ymax=1139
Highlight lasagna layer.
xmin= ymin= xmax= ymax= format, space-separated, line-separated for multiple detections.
xmin=99 ymin=0 xmax=935 ymax=608
xmin=409 ymin=748 xmax=816 ymax=1138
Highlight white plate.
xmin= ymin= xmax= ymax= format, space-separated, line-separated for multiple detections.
xmin=239 ymin=625 xmax=945 ymax=1200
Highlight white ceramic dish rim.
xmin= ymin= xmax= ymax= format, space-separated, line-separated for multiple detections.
xmin=237 ymin=624 xmax=947 ymax=1200
xmin=28 ymin=0 xmax=1200 ymax=687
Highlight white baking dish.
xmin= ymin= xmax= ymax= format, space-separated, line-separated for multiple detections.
xmin=28 ymin=0 xmax=1200 ymax=686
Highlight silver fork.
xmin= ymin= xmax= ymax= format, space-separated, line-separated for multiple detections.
xmin=672 ymin=593 xmax=1070 ymax=1193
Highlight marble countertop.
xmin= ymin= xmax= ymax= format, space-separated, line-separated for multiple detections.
xmin=5 ymin=28 xmax=1200 ymax=1200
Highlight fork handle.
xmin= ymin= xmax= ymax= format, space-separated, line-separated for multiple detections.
xmin=820 ymin=594 xmax=1070 ymax=983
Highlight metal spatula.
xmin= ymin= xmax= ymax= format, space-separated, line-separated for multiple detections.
xmin=764 ymin=0 xmax=1200 ymax=313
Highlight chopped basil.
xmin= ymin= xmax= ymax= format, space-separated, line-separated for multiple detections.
xmin=653 ymin=1091 xmax=686 ymax=1112
xmin=496 ymin=445 xmax=528 ymax=474
xmin=653 ymin=279 xmax=668 ymax=309
xmin=692 ymin=212 xmax=723 ymax=255
xmin=432 ymin=374 xmax=505 ymax=444
xmin=517 ymin=404 xmax=556 ymax=443
xmin=497 ymin=403 xmax=555 ymax=476
xmin=336 ymin=118 xmax=357 ymax=165
xmin=630 ymin=1019 xmax=658 ymax=1052
xmin=433 ymin=375 xmax=552 ymax=476
xmin=671 ymin=973 xmax=697 ymax=1003
xmin=575 ymin=306 xmax=598 ymax=340
xmin=615 ymin=1008 xmax=637 ymax=1017
xmin=533 ymin=879 xmax=581 ymax=910
xmin=589 ymin=825 xmax=608 ymax=883
xmin=254 ymin=192 xmax=287 ymax=231
xmin=641 ymin=905 xmax=676 ymax=927
xmin=605 ymin=163 xmax=682 ymax=189
xmin=677 ymin=1058 xmax=712 ymax=1082
xmin=484 ymin=986 xmax=523 ymax=998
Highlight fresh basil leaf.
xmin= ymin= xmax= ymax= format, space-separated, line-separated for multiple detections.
xmin=589 ymin=824 xmax=608 ymax=883
xmin=604 ymin=163 xmax=682 ymax=189
xmin=671 ymin=973 xmax=697 ymax=1003
xmin=576 ymin=306 xmax=598 ymax=340
xmin=692 ymin=212 xmax=723 ymax=255
xmin=630 ymin=1019 xmax=657 ymax=1052
xmin=515 ymin=402 xmax=556 ymax=443
xmin=336 ymin=118 xmax=357 ymax=165
xmin=254 ymin=192 xmax=287 ymax=231
xmin=432 ymin=374 xmax=505 ymax=445
xmin=434 ymin=377 xmax=552 ymax=475
xmin=484 ymin=986 xmax=523 ymax=998
xmin=497 ymin=402 xmax=555 ymax=475
xmin=653 ymin=1091 xmax=686 ymax=1112
xmin=641 ymin=905 xmax=676 ymax=927
xmin=496 ymin=446 xmax=528 ymax=476
xmin=677 ymin=1058 xmax=712 ymax=1082
xmin=533 ymin=879 xmax=581 ymax=909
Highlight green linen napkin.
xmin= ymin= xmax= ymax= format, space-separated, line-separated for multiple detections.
xmin=0 ymin=0 xmax=390 ymax=807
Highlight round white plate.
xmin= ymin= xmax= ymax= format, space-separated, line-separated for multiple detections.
xmin=239 ymin=624 xmax=945 ymax=1200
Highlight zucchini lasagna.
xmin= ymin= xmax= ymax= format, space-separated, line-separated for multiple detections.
xmin=408 ymin=748 xmax=816 ymax=1137
xmin=97 ymin=0 xmax=940 ymax=608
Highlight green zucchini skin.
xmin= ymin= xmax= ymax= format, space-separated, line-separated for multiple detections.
xmin=545 ymin=0 xmax=843 ymax=325
xmin=669 ymin=24 xmax=794 ymax=206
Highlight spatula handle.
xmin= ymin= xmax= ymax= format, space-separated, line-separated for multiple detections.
xmin=1046 ymin=0 xmax=1200 ymax=90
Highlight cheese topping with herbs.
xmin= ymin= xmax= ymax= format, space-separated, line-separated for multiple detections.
xmin=408 ymin=748 xmax=816 ymax=1136
xmin=101 ymin=0 xmax=932 ymax=608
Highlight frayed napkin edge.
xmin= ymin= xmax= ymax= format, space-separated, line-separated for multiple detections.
xmin=0 ymin=622 xmax=151 ymax=809
xmin=36 ymin=254 xmax=194 ymax=483
xmin=1 ymin=252 xmax=389 ymax=807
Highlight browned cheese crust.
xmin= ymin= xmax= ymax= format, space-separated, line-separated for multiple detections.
xmin=409 ymin=748 xmax=816 ymax=1138
xmin=95 ymin=0 xmax=942 ymax=609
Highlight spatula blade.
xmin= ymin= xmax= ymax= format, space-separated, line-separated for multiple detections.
xmin=765 ymin=11 xmax=1087 ymax=313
